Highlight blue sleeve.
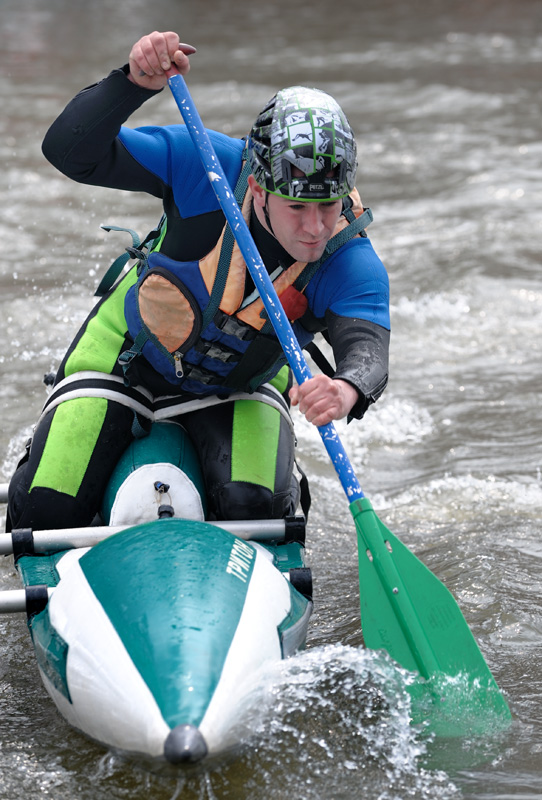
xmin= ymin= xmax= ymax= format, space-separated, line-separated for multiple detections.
xmin=118 ymin=126 xmax=245 ymax=218
xmin=304 ymin=237 xmax=390 ymax=330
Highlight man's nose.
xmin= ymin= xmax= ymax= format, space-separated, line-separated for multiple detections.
xmin=303 ymin=206 xmax=326 ymax=235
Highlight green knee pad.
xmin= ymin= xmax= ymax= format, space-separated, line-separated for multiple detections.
xmin=230 ymin=365 xmax=292 ymax=490
xmin=30 ymin=398 xmax=108 ymax=498
xmin=231 ymin=400 xmax=283 ymax=492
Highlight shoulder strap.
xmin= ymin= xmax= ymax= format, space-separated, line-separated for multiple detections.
xmin=304 ymin=341 xmax=335 ymax=378
xmin=201 ymin=152 xmax=251 ymax=330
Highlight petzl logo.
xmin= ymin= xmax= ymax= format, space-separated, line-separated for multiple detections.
xmin=309 ymin=183 xmax=324 ymax=192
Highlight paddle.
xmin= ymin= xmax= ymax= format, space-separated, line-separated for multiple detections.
xmin=165 ymin=72 xmax=511 ymax=731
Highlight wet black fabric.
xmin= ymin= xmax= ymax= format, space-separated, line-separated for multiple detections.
xmin=7 ymin=398 xmax=297 ymax=530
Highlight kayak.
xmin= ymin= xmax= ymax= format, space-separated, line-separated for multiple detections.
xmin=0 ymin=421 xmax=312 ymax=764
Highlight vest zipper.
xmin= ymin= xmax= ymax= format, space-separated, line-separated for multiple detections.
xmin=141 ymin=264 xmax=203 ymax=380
xmin=173 ymin=351 xmax=184 ymax=378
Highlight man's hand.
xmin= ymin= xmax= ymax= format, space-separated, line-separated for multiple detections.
xmin=128 ymin=31 xmax=196 ymax=91
xmin=289 ymin=375 xmax=359 ymax=426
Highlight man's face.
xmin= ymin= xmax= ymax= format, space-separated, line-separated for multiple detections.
xmin=248 ymin=175 xmax=343 ymax=263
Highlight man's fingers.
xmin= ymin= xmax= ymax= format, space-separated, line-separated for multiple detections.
xmin=128 ymin=32 xmax=196 ymax=86
xmin=140 ymin=33 xmax=170 ymax=74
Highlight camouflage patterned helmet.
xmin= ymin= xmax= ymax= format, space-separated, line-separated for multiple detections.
xmin=248 ymin=86 xmax=358 ymax=201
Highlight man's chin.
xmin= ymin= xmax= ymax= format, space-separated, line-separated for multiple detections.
xmin=295 ymin=243 xmax=327 ymax=261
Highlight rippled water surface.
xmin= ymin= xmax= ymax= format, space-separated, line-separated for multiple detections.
xmin=1 ymin=0 xmax=541 ymax=797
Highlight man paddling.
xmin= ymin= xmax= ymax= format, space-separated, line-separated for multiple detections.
xmin=7 ymin=30 xmax=390 ymax=530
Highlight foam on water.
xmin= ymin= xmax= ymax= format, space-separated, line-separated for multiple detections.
xmin=219 ymin=644 xmax=463 ymax=799
xmin=388 ymin=474 xmax=542 ymax=523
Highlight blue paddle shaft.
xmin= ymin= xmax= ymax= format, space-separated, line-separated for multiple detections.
xmin=168 ymin=73 xmax=363 ymax=502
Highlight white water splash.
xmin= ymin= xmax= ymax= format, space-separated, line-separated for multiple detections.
xmin=227 ymin=644 xmax=462 ymax=799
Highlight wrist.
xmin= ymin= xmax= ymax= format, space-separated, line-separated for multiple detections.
xmin=334 ymin=379 xmax=359 ymax=415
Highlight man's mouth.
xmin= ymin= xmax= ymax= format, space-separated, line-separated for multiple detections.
xmin=300 ymin=239 xmax=325 ymax=249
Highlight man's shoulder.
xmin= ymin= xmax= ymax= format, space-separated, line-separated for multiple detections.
xmin=161 ymin=126 xmax=244 ymax=159
xmin=207 ymin=131 xmax=246 ymax=166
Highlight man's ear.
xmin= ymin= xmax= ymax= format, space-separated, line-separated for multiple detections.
xmin=247 ymin=174 xmax=266 ymax=207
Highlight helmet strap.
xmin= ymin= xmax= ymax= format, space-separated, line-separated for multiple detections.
xmin=263 ymin=193 xmax=275 ymax=237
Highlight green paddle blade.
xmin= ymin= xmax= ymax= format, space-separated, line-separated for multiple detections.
xmin=350 ymin=497 xmax=511 ymax=735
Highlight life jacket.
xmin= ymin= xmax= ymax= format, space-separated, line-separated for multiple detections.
xmin=119 ymin=161 xmax=372 ymax=396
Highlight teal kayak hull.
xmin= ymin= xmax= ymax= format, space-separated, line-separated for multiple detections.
xmin=17 ymin=518 xmax=311 ymax=761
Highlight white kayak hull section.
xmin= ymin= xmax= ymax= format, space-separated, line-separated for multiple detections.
xmin=35 ymin=547 xmax=171 ymax=757
xmin=190 ymin=541 xmax=303 ymax=754
xmin=20 ymin=520 xmax=312 ymax=762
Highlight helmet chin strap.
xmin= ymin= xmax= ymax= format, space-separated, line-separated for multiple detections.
xmin=263 ymin=192 xmax=276 ymax=237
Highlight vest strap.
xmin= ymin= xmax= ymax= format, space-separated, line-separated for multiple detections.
xmin=304 ymin=341 xmax=335 ymax=378
xmin=325 ymin=207 xmax=373 ymax=255
xmin=117 ymin=329 xmax=149 ymax=385
xmin=201 ymin=158 xmax=252 ymax=331
xmin=95 ymin=217 xmax=166 ymax=297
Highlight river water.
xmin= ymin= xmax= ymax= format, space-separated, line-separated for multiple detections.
xmin=0 ymin=0 xmax=541 ymax=797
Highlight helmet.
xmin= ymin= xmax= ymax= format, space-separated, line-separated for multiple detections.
xmin=248 ymin=86 xmax=357 ymax=201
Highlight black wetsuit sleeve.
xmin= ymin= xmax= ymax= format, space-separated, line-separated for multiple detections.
xmin=326 ymin=311 xmax=390 ymax=420
xmin=41 ymin=66 xmax=166 ymax=197
xmin=41 ymin=66 xmax=227 ymax=261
